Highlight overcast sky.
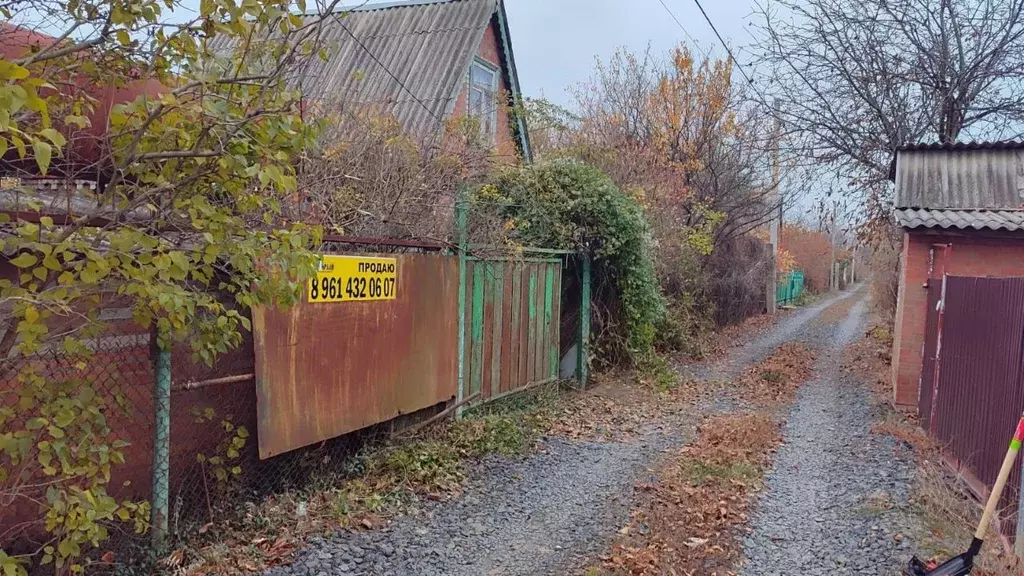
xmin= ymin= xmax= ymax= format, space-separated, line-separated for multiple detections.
xmin=504 ymin=0 xmax=761 ymax=107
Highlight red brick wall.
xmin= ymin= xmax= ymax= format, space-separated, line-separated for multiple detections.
xmin=892 ymin=231 xmax=1024 ymax=406
xmin=448 ymin=17 xmax=519 ymax=161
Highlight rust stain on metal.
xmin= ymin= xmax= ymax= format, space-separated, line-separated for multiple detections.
xmin=253 ymin=253 xmax=459 ymax=459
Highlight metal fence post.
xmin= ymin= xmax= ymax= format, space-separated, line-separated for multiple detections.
xmin=455 ymin=188 xmax=469 ymax=417
xmin=151 ymin=324 xmax=171 ymax=552
xmin=577 ymin=253 xmax=591 ymax=389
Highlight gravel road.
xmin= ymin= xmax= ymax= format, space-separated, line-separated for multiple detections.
xmin=741 ymin=291 xmax=919 ymax=576
xmin=265 ymin=287 xmax=888 ymax=576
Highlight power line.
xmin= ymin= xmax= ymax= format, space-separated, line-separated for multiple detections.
xmin=333 ymin=15 xmax=442 ymax=124
xmin=689 ymin=0 xmax=758 ymax=90
xmin=654 ymin=0 xmax=701 ymax=49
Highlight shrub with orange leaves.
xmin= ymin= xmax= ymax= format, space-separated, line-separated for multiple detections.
xmin=780 ymin=224 xmax=832 ymax=292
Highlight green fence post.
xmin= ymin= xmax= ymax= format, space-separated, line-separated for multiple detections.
xmin=577 ymin=253 xmax=591 ymax=389
xmin=151 ymin=323 xmax=171 ymax=553
xmin=455 ymin=187 xmax=469 ymax=417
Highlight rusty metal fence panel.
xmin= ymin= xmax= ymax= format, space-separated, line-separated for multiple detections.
xmin=931 ymin=275 xmax=1024 ymax=525
xmin=464 ymin=258 xmax=561 ymax=403
xmin=252 ymin=253 xmax=459 ymax=459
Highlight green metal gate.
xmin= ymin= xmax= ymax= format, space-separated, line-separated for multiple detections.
xmin=461 ymin=258 xmax=562 ymax=403
xmin=776 ymin=270 xmax=805 ymax=306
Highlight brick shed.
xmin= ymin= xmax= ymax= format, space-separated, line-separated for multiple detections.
xmin=891 ymin=141 xmax=1024 ymax=408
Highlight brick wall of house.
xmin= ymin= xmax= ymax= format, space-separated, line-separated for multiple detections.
xmin=892 ymin=230 xmax=1024 ymax=406
xmin=448 ymin=16 xmax=519 ymax=161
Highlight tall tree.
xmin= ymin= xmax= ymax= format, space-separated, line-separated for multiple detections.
xmin=0 ymin=0 xmax=340 ymax=571
xmin=752 ymin=0 xmax=1024 ymax=185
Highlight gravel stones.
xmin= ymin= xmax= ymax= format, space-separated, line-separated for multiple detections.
xmin=266 ymin=435 xmax=688 ymax=576
xmin=266 ymin=288 xmax=896 ymax=576
xmin=741 ymin=294 xmax=919 ymax=575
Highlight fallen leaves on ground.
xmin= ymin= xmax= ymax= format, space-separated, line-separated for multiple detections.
xmin=546 ymin=371 xmax=696 ymax=441
xmin=592 ymin=413 xmax=783 ymax=575
xmin=841 ymin=323 xmax=895 ymax=401
xmin=736 ymin=342 xmax=815 ymax=405
xmin=162 ymin=389 xmax=558 ymax=575
xmin=703 ymin=312 xmax=787 ymax=361
xmin=814 ymin=295 xmax=858 ymax=326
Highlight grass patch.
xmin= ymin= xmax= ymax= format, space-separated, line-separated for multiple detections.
xmin=737 ymin=342 xmax=815 ymax=405
xmin=637 ymin=353 xmax=679 ymax=392
xmin=681 ymin=460 xmax=760 ymax=486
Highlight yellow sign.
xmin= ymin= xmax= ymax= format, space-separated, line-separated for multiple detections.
xmin=308 ymin=255 xmax=397 ymax=303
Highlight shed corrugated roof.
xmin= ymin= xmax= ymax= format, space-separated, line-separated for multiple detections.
xmin=897 ymin=141 xmax=1024 ymax=152
xmin=894 ymin=208 xmax=1024 ymax=232
xmin=893 ymin=144 xmax=1024 ymax=211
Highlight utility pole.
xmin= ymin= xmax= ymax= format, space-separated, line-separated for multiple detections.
xmin=767 ymin=101 xmax=781 ymax=313
xmin=829 ymin=200 xmax=838 ymax=291
xmin=851 ymin=244 xmax=857 ymax=284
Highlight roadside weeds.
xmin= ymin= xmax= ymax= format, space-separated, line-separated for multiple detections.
xmin=843 ymin=323 xmax=1020 ymax=576
xmin=161 ymin=385 xmax=563 ymax=575
xmin=161 ymin=363 xmax=706 ymax=575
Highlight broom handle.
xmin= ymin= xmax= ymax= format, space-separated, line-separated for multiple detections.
xmin=975 ymin=412 xmax=1024 ymax=541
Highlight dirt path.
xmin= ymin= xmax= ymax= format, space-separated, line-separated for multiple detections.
xmin=263 ymin=288 xmax=876 ymax=576
xmin=741 ymin=291 xmax=919 ymax=575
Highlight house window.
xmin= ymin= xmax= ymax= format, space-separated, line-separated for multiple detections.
xmin=468 ymin=58 xmax=498 ymax=144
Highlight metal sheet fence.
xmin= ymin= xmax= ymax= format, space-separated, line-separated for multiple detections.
xmin=776 ymin=270 xmax=805 ymax=306
xmin=929 ymin=275 xmax=1024 ymax=535
xmin=0 ymin=243 xmax=584 ymax=572
xmin=253 ymin=253 xmax=460 ymax=459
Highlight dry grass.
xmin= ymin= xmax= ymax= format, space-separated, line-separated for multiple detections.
xmin=590 ymin=413 xmax=783 ymax=575
xmin=161 ymin=386 xmax=562 ymax=575
xmin=842 ymin=323 xmax=894 ymax=401
xmin=845 ymin=323 xmax=1020 ymax=576
xmin=910 ymin=459 xmax=1020 ymax=576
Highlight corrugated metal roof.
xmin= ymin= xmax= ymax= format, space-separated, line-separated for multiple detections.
xmin=893 ymin=147 xmax=1024 ymax=210
xmin=307 ymin=0 xmax=495 ymax=136
xmin=897 ymin=141 xmax=1024 ymax=152
xmin=894 ymin=208 xmax=1024 ymax=231
xmin=211 ymin=0 xmax=497 ymax=138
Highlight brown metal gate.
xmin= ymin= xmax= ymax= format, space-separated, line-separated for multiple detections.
xmin=918 ymin=244 xmax=950 ymax=431
xmin=929 ymin=275 xmax=1024 ymax=530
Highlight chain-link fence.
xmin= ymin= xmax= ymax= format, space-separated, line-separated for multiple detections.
xmin=0 ymin=316 xmax=156 ymax=571
xmin=0 ymin=301 xmax=445 ymax=574
xmin=0 ymin=228 xmax=587 ymax=575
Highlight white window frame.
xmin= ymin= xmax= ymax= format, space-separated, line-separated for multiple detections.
xmin=467 ymin=57 xmax=499 ymax=146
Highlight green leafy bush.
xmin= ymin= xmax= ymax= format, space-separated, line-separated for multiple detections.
xmin=483 ymin=159 xmax=666 ymax=364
